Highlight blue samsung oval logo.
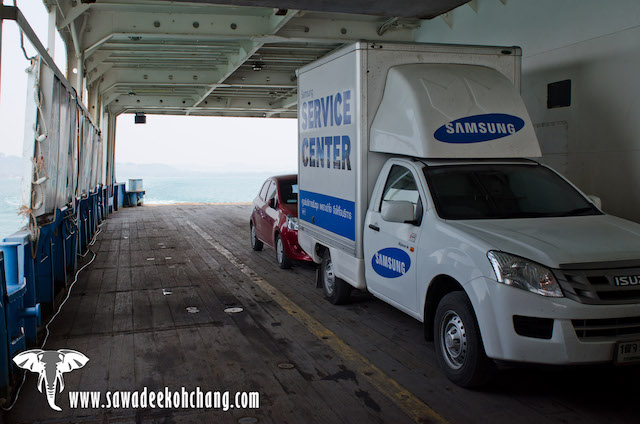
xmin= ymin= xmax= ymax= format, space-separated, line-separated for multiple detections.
xmin=372 ymin=248 xmax=411 ymax=279
xmin=434 ymin=113 xmax=525 ymax=143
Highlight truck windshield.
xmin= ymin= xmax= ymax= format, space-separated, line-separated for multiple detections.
xmin=423 ymin=164 xmax=601 ymax=220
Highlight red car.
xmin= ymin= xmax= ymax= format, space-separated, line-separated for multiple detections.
xmin=250 ymin=175 xmax=312 ymax=268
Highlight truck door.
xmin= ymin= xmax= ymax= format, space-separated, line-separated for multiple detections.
xmin=364 ymin=164 xmax=423 ymax=314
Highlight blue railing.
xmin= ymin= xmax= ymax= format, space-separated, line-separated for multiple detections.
xmin=0 ymin=5 xmax=141 ymax=403
xmin=0 ymin=184 xmax=114 ymax=399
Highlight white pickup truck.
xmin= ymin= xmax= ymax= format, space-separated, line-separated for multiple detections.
xmin=297 ymin=42 xmax=640 ymax=386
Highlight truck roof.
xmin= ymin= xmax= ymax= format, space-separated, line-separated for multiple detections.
xmin=370 ymin=63 xmax=542 ymax=159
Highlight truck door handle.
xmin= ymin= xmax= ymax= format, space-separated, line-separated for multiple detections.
xmin=368 ymin=224 xmax=380 ymax=232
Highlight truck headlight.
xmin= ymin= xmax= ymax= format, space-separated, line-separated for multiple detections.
xmin=286 ymin=215 xmax=299 ymax=231
xmin=487 ymin=251 xmax=563 ymax=297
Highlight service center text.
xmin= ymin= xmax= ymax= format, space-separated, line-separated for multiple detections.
xmin=300 ymin=90 xmax=353 ymax=170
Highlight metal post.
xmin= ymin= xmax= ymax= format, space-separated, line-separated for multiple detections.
xmin=77 ymin=53 xmax=84 ymax=100
xmin=70 ymin=21 xmax=83 ymax=99
xmin=0 ymin=252 xmax=9 ymax=395
xmin=106 ymin=113 xmax=117 ymax=186
xmin=47 ymin=5 xmax=56 ymax=58
xmin=0 ymin=17 xmax=3 ymax=102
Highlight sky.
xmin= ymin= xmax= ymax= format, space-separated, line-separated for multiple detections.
xmin=115 ymin=114 xmax=297 ymax=174
xmin=0 ymin=2 xmax=298 ymax=175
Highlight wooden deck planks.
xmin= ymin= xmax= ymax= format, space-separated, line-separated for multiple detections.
xmin=4 ymin=205 xmax=639 ymax=424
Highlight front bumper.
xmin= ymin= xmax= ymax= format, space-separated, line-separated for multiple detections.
xmin=280 ymin=227 xmax=313 ymax=262
xmin=467 ymin=276 xmax=640 ymax=364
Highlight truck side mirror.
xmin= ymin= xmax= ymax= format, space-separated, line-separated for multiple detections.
xmin=381 ymin=200 xmax=415 ymax=223
xmin=587 ymin=195 xmax=602 ymax=209
xmin=269 ymin=198 xmax=276 ymax=209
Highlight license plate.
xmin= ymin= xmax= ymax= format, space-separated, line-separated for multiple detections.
xmin=615 ymin=341 xmax=640 ymax=364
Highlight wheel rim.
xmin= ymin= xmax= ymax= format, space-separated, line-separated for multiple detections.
xmin=440 ymin=310 xmax=467 ymax=370
xmin=277 ymin=237 xmax=284 ymax=263
xmin=251 ymin=225 xmax=256 ymax=247
xmin=324 ymin=258 xmax=335 ymax=295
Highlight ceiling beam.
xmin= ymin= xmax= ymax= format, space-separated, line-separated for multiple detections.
xmin=109 ymin=94 xmax=289 ymax=115
xmin=94 ymin=67 xmax=296 ymax=90
xmin=97 ymin=69 xmax=221 ymax=94
xmin=64 ymin=1 xmax=444 ymax=119
xmin=188 ymin=9 xmax=299 ymax=112
xmin=133 ymin=0 xmax=470 ymax=19
xmin=55 ymin=0 xmax=93 ymax=30
xmin=266 ymin=92 xmax=298 ymax=117
xmin=84 ymin=50 xmax=113 ymax=73
xmin=79 ymin=9 xmax=281 ymax=54
xmin=110 ymin=106 xmax=297 ymax=118
xmin=275 ymin=15 xmax=418 ymax=41
xmin=79 ymin=10 xmax=417 ymax=58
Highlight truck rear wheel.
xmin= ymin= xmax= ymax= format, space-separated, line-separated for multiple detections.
xmin=433 ymin=292 xmax=494 ymax=387
xmin=320 ymin=251 xmax=351 ymax=305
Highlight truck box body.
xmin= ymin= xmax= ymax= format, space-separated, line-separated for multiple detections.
xmin=297 ymin=41 xmax=538 ymax=287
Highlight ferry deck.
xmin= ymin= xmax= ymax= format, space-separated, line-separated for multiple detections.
xmin=5 ymin=205 xmax=639 ymax=423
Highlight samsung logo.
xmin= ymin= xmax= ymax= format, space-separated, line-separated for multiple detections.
xmin=434 ymin=113 xmax=525 ymax=143
xmin=372 ymin=248 xmax=411 ymax=279
xmin=614 ymin=275 xmax=640 ymax=286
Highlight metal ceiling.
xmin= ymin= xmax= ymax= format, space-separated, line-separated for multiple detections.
xmin=143 ymin=0 xmax=467 ymax=19
xmin=47 ymin=0 xmax=469 ymax=118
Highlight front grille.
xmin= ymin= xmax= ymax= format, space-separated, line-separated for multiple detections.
xmin=554 ymin=263 xmax=640 ymax=305
xmin=572 ymin=316 xmax=640 ymax=340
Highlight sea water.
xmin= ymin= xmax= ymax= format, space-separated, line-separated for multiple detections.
xmin=139 ymin=174 xmax=273 ymax=205
xmin=0 ymin=177 xmax=25 ymax=238
xmin=0 ymin=173 xmax=278 ymax=239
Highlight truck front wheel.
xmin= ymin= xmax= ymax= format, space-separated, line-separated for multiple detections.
xmin=434 ymin=292 xmax=494 ymax=387
xmin=320 ymin=251 xmax=351 ymax=305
